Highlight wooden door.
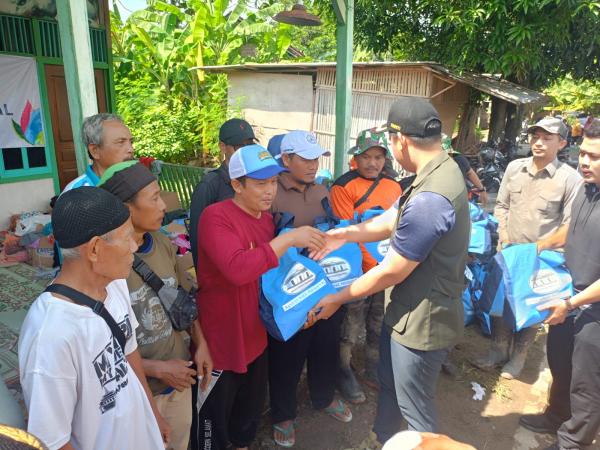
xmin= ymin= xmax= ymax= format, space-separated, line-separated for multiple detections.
xmin=45 ymin=65 xmax=108 ymax=189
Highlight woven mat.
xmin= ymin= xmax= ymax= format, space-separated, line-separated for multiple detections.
xmin=0 ymin=263 xmax=47 ymax=387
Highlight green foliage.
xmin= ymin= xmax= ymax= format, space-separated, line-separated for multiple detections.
xmin=111 ymin=0 xmax=295 ymax=165
xmin=544 ymin=74 xmax=600 ymax=114
xmin=346 ymin=0 xmax=600 ymax=88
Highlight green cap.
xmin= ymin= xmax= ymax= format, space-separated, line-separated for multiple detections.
xmin=348 ymin=128 xmax=391 ymax=156
xmin=441 ymin=134 xmax=458 ymax=154
xmin=98 ymin=160 xmax=138 ymax=186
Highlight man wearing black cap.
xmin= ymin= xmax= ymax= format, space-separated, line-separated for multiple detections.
xmin=309 ymin=97 xmax=470 ymax=438
xmin=99 ymin=162 xmax=213 ymax=450
xmin=189 ymin=118 xmax=257 ymax=266
xmin=19 ymin=187 xmax=168 ymax=450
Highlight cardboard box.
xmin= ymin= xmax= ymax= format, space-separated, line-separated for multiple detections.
xmin=176 ymin=252 xmax=196 ymax=291
xmin=160 ymin=191 xmax=182 ymax=212
xmin=28 ymin=236 xmax=54 ymax=269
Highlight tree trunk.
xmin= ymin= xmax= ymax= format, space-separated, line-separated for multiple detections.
xmin=488 ymin=97 xmax=508 ymax=143
xmin=505 ymin=103 xmax=524 ymax=143
xmin=455 ymin=93 xmax=480 ymax=155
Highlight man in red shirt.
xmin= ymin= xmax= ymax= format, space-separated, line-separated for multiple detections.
xmin=193 ymin=144 xmax=326 ymax=450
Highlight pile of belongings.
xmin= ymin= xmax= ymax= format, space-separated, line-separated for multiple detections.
xmin=0 ymin=211 xmax=54 ymax=268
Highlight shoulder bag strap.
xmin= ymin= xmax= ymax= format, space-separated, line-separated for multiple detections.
xmin=45 ymin=283 xmax=126 ymax=354
xmin=354 ymin=173 xmax=384 ymax=209
xmin=132 ymin=254 xmax=165 ymax=293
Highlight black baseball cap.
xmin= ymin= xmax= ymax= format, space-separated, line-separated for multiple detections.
xmin=382 ymin=97 xmax=442 ymax=138
xmin=219 ymin=118 xmax=256 ymax=146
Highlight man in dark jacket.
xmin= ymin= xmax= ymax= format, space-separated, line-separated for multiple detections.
xmin=189 ymin=118 xmax=256 ymax=266
xmin=519 ymin=119 xmax=600 ymax=450
xmin=309 ymin=97 xmax=470 ymax=439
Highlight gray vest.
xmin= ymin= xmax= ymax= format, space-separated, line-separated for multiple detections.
xmin=385 ymin=152 xmax=470 ymax=351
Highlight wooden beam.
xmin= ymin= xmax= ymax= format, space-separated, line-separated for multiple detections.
xmin=334 ymin=0 xmax=353 ymax=179
xmin=56 ymin=0 xmax=98 ymax=176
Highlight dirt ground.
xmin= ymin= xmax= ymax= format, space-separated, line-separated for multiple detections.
xmin=253 ymin=326 xmax=598 ymax=450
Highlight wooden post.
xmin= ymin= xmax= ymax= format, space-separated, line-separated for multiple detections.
xmin=56 ymin=0 xmax=98 ymax=175
xmin=333 ymin=0 xmax=353 ymax=179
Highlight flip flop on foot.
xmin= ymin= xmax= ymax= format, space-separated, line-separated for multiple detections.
xmin=324 ymin=399 xmax=352 ymax=423
xmin=273 ymin=420 xmax=295 ymax=448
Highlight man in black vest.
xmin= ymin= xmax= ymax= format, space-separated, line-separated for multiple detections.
xmin=519 ymin=119 xmax=600 ymax=450
xmin=308 ymin=97 xmax=470 ymax=440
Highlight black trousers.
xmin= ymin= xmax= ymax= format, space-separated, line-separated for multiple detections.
xmin=546 ymin=305 xmax=600 ymax=449
xmin=191 ymin=351 xmax=268 ymax=450
xmin=268 ymin=308 xmax=344 ymax=424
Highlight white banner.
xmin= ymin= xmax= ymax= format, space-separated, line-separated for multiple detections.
xmin=0 ymin=55 xmax=45 ymax=148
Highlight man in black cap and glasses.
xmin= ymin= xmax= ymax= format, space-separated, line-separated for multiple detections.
xmin=19 ymin=187 xmax=169 ymax=450
xmin=308 ymin=97 xmax=470 ymax=440
xmin=189 ymin=118 xmax=257 ymax=266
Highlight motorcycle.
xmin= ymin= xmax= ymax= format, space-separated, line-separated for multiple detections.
xmin=476 ymin=143 xmax=506 ymax=193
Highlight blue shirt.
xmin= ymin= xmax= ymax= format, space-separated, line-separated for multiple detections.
xmin=62 ymin=164 xmax=100 ymax=192
xmin=391 ymin=192 xmax=456 ymax=262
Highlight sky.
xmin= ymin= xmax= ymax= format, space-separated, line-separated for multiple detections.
xmin=111 ymin=0 xmax=148 ymax=20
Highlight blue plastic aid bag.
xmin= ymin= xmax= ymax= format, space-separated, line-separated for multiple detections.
xmin=260 ymin=245 xmax=337 ymax=341
xmin=496 ymin=243 xmax=574 ymax=331
xmin=464 ymin=261 xmax=492 ymax=335
xmin=359 ymin=208 xmax=390 ymax=263
xmin=315 ymin=220 xmax=363 ymax=290
xmin=469 ymin=220 xmax=492 ymax=255
xmin=463 ymin=265 xmax=475 ymax=326
xmin=469 ymin=202 xmax=487 ymax=222
xmin=477 ymin=256 xmax=505 ymax=317
xmin=467 ymin=202 xmax=498 ymax=256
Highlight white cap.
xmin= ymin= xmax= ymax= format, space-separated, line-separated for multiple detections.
xmin=280 ymin=130 xmax=331 ymax=160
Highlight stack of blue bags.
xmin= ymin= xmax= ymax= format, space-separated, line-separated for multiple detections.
xmin=462 ymin=202 xmax=498 ymax=335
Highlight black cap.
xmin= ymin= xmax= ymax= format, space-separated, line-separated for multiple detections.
xmin=219 ymin=118 xmax=256 ymax=146
xmin=383 ymin=97 xmax=442 ymax=138
xmin=52 ymin=187 xmax=130 ymax=249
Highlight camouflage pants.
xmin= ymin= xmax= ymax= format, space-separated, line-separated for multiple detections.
xmin=340 ymin=290 xmax=385 ymax=376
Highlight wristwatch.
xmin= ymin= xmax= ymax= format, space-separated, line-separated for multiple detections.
xmin=565 ymin=298 xmax=575 ymax=312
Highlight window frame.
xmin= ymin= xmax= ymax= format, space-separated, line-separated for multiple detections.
xmin=0 ymin=146 xmax=52 ymax=178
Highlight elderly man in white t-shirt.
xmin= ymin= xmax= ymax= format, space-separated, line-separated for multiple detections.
xmin=19 ymin=187 xmax=169 ymax=450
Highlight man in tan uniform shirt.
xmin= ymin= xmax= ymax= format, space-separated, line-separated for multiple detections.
xmin=473 ymin=117 xmax=581 ymax=379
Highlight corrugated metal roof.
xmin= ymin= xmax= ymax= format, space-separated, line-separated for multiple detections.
xmin=194 ymin=62 xmax=547 ymax=106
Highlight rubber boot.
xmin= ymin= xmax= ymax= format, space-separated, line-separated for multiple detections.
xmin=470 ymin=317 xmax=512 ymax=371
xmin=501 ymin=326 xmax=538 ymax=380
xmin=338 ymin=343 xmax=366 ymax=404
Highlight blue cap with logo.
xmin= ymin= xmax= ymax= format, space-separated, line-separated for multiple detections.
xmin=228 ymin=144 xmax=288 ymax=180
xmin=280 ymin=130 xmax=330 ymax=160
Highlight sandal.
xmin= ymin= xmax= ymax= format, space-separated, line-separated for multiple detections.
xmin=273 ymin=420 xmax=295 ymax=448
xmin=324 ymin=399 xmax=353 ymax=423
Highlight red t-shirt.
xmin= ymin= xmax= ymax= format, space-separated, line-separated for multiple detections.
xmin=196 ymin=199 xmax=278 ymax=373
